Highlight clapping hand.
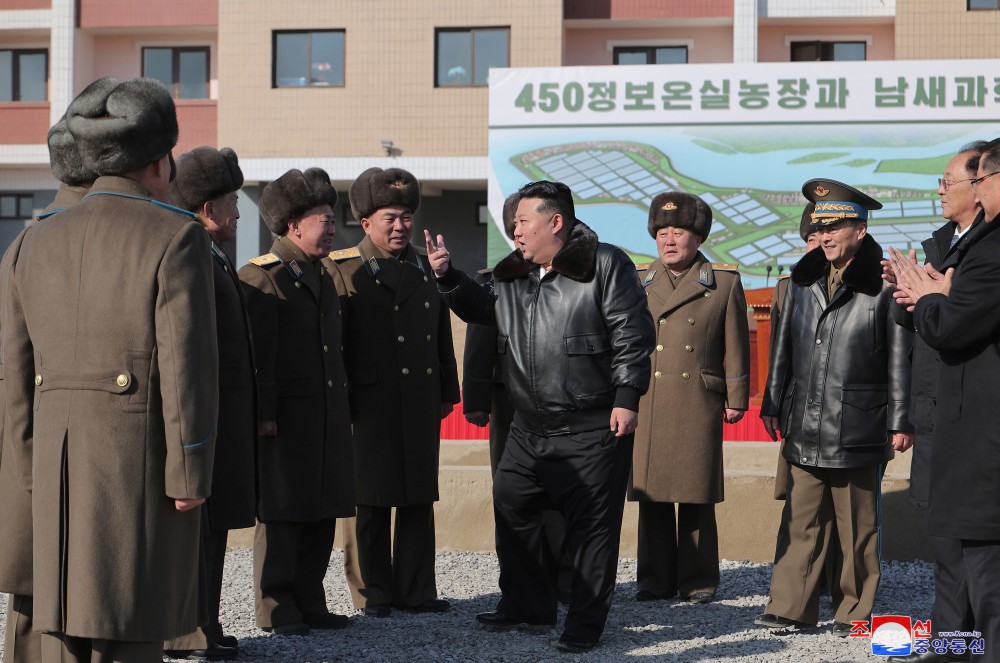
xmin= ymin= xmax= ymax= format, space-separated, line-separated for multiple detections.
xmin=889 ymin=246 xmax=952 ymax=310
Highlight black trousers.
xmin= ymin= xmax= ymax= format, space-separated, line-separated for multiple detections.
xmin=958 ymin=539 xmax=1000 ymax=659
xmin=637 ymin=502 xmax=719 ymax=598
xmin=493 ymin=423 xmax=633 ymax=642
xmin=253 ymin=519 xmax=336 ymax=628
xmin=930 ymin=536 xmax=975 ymax=659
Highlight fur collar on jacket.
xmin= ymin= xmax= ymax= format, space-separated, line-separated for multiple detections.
xmin=494 ymin=220 xmax=599 ymax=282
xmin=791 ymin=233 xmax=884 ymax=297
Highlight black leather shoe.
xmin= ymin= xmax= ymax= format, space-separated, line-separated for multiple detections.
xmin=635 ymin=590 xmax=672 ymax=602
xmin=262 ymin=622 xmax=310 ymax=636
xmin=401 ymin=598 xmax=451 ymax=613
xmin=754 ymin=613 xmax=816 ymax=632
xmin=475 ymin=610 xmax=555 ymax=634
xmin=306 ymin=612 xmax=350 ymax=629
xmin=164 ymin=645 xmax=239 ymax=660
xmin=831 ymin=622 xmax=852 ymax=637
xmin=217 ymin=636 xmax=238 ymax=649
xmin=553 ymin=635 xmax=598 ymax=653
xmin=886 ymin=653 xmax=961 ymax=663
xmin=363 ymin=605 xmax=392 ymax=618
xmin=686 ymin=592 xmax=715 ymax=604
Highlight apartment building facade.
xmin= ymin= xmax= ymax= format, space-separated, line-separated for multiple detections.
xmin=1 ymin=0 xmax=998 ymax=265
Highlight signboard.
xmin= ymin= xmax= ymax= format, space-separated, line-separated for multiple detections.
xmin=487 ymin=60 xmax=1000 ymax=287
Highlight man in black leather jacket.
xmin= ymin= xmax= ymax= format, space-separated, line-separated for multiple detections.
xmin=756 ymin=179 xmax=913 ymax=637
xmin=426 ymin=180 xmax=655 ymax=654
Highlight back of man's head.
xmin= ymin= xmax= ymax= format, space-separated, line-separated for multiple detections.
xmin=518 ymin=180 xmax=576 ymax=229
xmin=67 ymin=77 xmax=178 ymax=177
xmin=978 ymin=138 xmax=1000 ymax=175
xmin=959 ymin=140 xmax=990 ymax=176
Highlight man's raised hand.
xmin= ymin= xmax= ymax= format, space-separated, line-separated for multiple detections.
xmin=424 ymin=229 xmax=451 ymax=277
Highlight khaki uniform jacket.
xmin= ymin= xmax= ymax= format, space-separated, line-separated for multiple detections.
xmin=2 ymin=176 xmax=218 ymax=640
xmin=239 ymin=237 xmax=354 ymax=522
xmin=630 ymin=253 xmax=750 ymax=504
xmin=0 ymin=185 xmax=88 ymax=596
xmin=333 ymin=236 xmax=460 ymax=507
xmin=206 ymin=242 xmax=257 ymax=532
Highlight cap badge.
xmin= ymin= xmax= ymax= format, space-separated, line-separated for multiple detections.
xmin=390 ymin=179 xmax=406 ymax=189
xmin=661 ymin=201 xmax=677 ymax=211
xmin=815 ymin=185 xmax=829 ymax=197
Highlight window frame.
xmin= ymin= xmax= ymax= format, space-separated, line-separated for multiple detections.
xmin=434 ymin=26 xmax=510 ymax=88
xmin=612 ymin=45 xmax=688 ymax=65
xmin=968 ymin=0 xmax=1000 ymax=9
xmin=0 ymin=48 xmax=48 ymax=102
xmin=0 ymin=193 xmax=35 ymax=220
xmin=271 ymin=29 xmax=347 ymax=89
xmin=141 ymin=46 xmax=211 ymax=99
xmin=789 ymin=40 xmax=867 ymax=62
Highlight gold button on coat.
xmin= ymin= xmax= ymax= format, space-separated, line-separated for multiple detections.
xmin=116 ymin=373 xmax=130 ymax=388
xmin=327 ymin=380 xmax=333 ymax=388
xmin=34 ymin=374 xmax=42 ymax=386
xmin=323 ymin=345 xmax=329 ymax=352
xmin=656 ymin=344 xmax=663 ymax=351
xmin=402 ymin=368 xmax=409 ymax=375
xmin=658 ymin=319 xmax=666 ymax=325
xmin=685 ymin=345 xmax=693 ymax=352
xmin=426 ymin=368 xmax=433 ymax=375
xmin=426 ymin=335 xmax=432 ymax=341
xmin=704 ymin=292 xmax=711 ymax=298
xmin=393 ymin=305 xmax=399 ymax=311
xmin=424 ymin=301 xmax=430 ymax=309
xmin=688 ymin=318 xmax=695 ymax=325
xmin=294 ymin=282 xmax=301 ymax=288
xmin=398 ymin=335 xmax=405 ymax=342
xmin=654 ymin=371 xmax=662 ymax=378
xmin=682 ymin=372 xmax=690 ymax=379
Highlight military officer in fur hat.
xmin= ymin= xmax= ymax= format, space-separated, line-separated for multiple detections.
xmin=0 ymin=110 xmax=99 ymax=663
xmin=238 ymin=168 xmax=355 ymax=636
xmin=332 ymin=167 xmax=460 ymax=618
xmin=756 ymin=179 xmax=913 ymax=636
xmin=629 ymin=192 xmax=750 ymax=605
xmin=3 ymin=77 xmax=218 ymax=663
xmin=163 ymin=147 xmax=255 ymax=659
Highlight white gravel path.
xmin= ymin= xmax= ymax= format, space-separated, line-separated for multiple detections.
xmin=0 ymin=550 xmax=935 ymax=662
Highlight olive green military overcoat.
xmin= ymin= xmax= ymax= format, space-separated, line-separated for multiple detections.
xmin=332 ymin=236 xmax=460 ymax=506
xmin=630 ymin=252 xmax=750 ymax=505
xmin=2 ymin=176 xmax=218 ymax=640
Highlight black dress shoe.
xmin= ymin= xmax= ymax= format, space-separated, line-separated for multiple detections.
xmin=306 ymin=612 xmax=350 ymax=629
xmin=754 ymin=613 xmax=816 ymax=632
xmin=635 ymin=589 xmax=672 ymax=602
xmin=553 ymin=635 xmax=598 ymax=653
xmin=475 ymin=610 xmax=555 ymax=634
xmin=831 ymin=622 xmax=852 ymax=637
xmin=401 ymin=598 xmax=451 ymax=613
xmin=886 ymin=653 xmax=960 ymax=663
xmin=164 ymin=644 xmax=239 ymax=660
xmin=685 ymin=592 xmax=715 ymax=604
xmin=262 ymin=622 xmax=310 ymax=636
xmin=363 ymin=605 xmax=391 ymax=618
xmin=217 ymin=635 xmax=238 ymax=649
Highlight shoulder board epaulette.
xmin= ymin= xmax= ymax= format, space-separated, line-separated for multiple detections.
xmin=711 ymin=262 xmax=740 ymax=271
xmin=777 ymin=273 xmax=791 ymax=280
xmin=329 ymin=247 xmax=361 ymax=262
xmin=635 ymin=262 xmax=651 ymax=271
xmin=249 ymin=253 xmax=280 ymax=267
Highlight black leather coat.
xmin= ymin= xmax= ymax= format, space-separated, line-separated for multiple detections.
xmin=762 ymin=235 xmax=913 ymax=468
xmin=438 ymin=222 xmax=655 ymax=436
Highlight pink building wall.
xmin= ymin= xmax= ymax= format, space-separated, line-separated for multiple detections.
xmin=79 ymin=0 xmax=216 ymax=29
xmin=565 ymin=26 xmax=735 ymax=65
xmin=757 ymin=23 xmax=895 ymax=61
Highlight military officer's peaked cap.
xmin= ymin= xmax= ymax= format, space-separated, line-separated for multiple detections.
xmin=501 ymin=191 xmax=518 ymax=240
xmin=168 ymin=147 xmax=244 ymax=212
xmin=647 ymin=191 xmax=713 ymax=240
xmin=260 ymin=167 xmax=338 ymax=236
xmin=798 ymin=202 xmax=816 ymax=241
xmin=66 ymin=77 xmax=178 ymax=177
xmin=349 ymin=167 xmax=420 ymax=221
xmin=802 ymin=178 xmax=882 ymax=227
xmin=47 ymin=115 xmax=97 ymax=186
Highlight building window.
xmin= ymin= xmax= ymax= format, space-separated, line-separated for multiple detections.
xmin=0 ymin=49 xmax=48 ymax=102
xmin=613 ymin=46 xmax=688 ymax=65
xmin=273 ymin=30 xmax=345 ymax=88
xmin=435 ymin=27 xmax=509 ymax=87
xmin=969 ymin=0 xmax=999 ymax=8
xmin=142 ymin=47 xmax=210 ymax=99
xmin=790 ymin=41 xmax=866 ymax=61
xmin=0 ymin=194 xmax=34 ymax=220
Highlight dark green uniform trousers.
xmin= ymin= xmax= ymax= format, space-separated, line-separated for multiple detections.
xmin=4 ymin=594 xmax=42 ymax=663
xmin=253 ymin=520 xmax=336 ymax=628
xmin=39 ymin=634 xmax=160 ymax=663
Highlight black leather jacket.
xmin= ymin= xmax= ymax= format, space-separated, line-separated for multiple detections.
xmin=762 ymin=235 xmax=913 ymax=468
xmin=438 ymin=222 xmax=655 ymax=436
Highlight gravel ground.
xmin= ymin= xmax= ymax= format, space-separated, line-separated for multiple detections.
xmin=0 ymin=550 xmax=934 ymax=662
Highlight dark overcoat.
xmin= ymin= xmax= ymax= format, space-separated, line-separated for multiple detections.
xmin=629 ymin=254 xmax=750 ymax=504
xmin=238 ymin=236 xmax=355 ymax=522
xmin=2 ymin=176 xmax=218 ymax=640
xmin=332 ymin=236 xmax=460 ymax=507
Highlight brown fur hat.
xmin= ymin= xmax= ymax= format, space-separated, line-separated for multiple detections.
xmin=66 ymin=77 xmax=178 ymax=176
xmin=168 ymin=147 xmax=244 ymax=212
xmin=260 ymin=167 xmax=338 ymax=236
xmin=799 ymin=203 xmax=816 ymax=242
xmin=349 ymin=167 xmax=420 ymax=221
xmin=647 ymin=191 xmax=712 ymax=239
xmin=502 ymin=192 xmax=518 ymax=240
xmin=47 ymin=115 xmax=97 ymax=186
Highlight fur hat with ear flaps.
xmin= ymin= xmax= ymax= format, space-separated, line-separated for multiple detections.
xmin=259 ymin=167 xmax=338 ymax=236
xmin=168 ymin=147 xmax=244 ymax=212
xmin=647 ymin=191 xmax=713 ymax=240
xmin=349 ymin=167 xmax=420 ymax=221
xmin=47 ymin=115 xmax=97 ymax=186
xmin=66 ymin=77 xmax=178 ymax=177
